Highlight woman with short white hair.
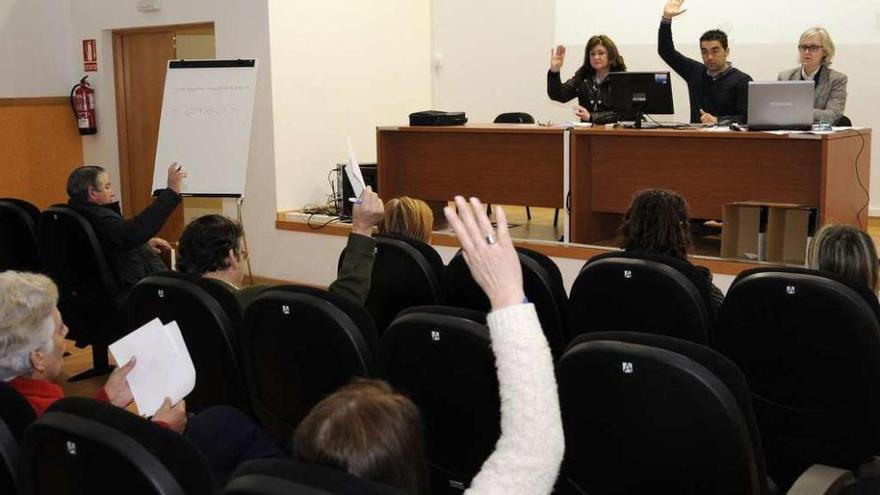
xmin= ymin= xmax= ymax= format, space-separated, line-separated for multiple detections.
xmin=777 ymin=27 xmax=848 ymax=125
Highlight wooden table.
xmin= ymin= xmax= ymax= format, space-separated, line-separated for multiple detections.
xmin=376 ymin=124 xmax=871 ymax=245
xmin=570 ymin=127 xmax=871 ymax=243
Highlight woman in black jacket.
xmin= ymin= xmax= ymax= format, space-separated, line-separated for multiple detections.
xmin=547 ymin=35 xmax=627 ymax=125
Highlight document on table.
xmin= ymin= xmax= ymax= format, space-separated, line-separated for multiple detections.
xmin=109 ymin=318 xmax=196 ymax=417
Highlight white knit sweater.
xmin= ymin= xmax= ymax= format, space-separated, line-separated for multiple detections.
xmin=465 ymin=303 xmax=565 ymax=495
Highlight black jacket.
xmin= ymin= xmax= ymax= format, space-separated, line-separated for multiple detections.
xmin=68 ymin=188 xmax=181 ymax=289
xmin=658 ymin=19 xmax=752 ymax=124
xmin=547 ymin=70 xmax=622 ymax=125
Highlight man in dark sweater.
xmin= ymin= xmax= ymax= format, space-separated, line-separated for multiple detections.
xmin=66 ymin=163 xmax=186 ymax=289
xmin=658 ymin=0 xmax=752 ymax=125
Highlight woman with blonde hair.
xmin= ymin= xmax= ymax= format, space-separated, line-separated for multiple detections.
xmin=778 ymin=27 xmax=848 ymax=125
xmin=808 ymin=224 xmax=879 ymax=292
xmin=379 ymin=196 xmax=433 ymax=243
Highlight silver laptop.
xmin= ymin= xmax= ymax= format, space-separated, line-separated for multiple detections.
xmin=747 ymin=81 xmax=814 ymax=131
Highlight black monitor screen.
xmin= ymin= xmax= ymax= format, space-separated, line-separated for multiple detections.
xmin=607 ymin=72 xmax=674 ymax=115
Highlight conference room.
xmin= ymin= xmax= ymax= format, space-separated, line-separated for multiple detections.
xmin=0 ymin=0 xmax=879 ymax=493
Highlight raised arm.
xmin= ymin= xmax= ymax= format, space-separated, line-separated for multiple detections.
xmin=658 ymin=0 xmax=702 ymax=78
xmin=445 ymin=196 xmax=564 ymax=495
xmin=547 ymin=45 xmax=581 ymax=103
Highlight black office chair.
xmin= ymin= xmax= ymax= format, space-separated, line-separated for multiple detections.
xmin=127 ymin=274 xmax=250 ymax=413
xmin=0 ymin=198 xmax=43 ymax=273
xmin=0 ymin=417 xmax=20 ymax=495
xmin=0 ymin=381 xmax=37 ymax=444
xmin=20 ymin=397 xmax=215 ymax=495
xmin=558 ymin=331 xmax=773 ymax=495
xmin=376 ymin=232 xmax=445 ymax=283
xmin=159 ymin=270 xmax=245 ymax=327
xmin=354 ymin=236 xmax=442 ymax=335
xmin=567 ymin=252 xmax=712 ymax=345
xmin=380 ymin=307 xmax=498 ymax=494
xmin=444 ymin=247 xmax=568 ymax=359
xmin=834 ymin=116 xmax=852 ymax=127
xmin=39 ymin=205 xmax=126 ymax=380
xmin=224 ymin=459 xmax=407 ymax=495
xmin=239 ymin=286 xmax=374 ymax=444
xmin=715 ymin=267 xmax=880 ymax=491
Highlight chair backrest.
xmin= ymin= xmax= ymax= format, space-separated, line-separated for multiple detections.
xmin=379 ymin=309 xmax=498 ymax=494
xmin=558 ymin=332 xmax=769 ymax=495
xmin=359 ymin=237 xmax=442 ymax=334
xmin=20 ymin=397 xmax=214 ymax=495
xmin=128 ymin=274 xmax=250 ymax=412
xmin=444 ymin=248 xmax=568 ymax=359
xmin=225 ymin=459 xmax=407 ymax=495
xmin=715 ymin=267 xmax=880 ymax=489
xmin=493 ymin=112 xmax=536 ymax=124
xmin=0 ymin=198 xmax=43 ymax=273
xmin=155 ymin=271 xmax=244 ymax=328
xmin=0 ymin=417 xmax=19 ymax=495
xmin=567 ymin=252 xmax=711 ymax=344
xmin=376 ymin=232 xmax=445 ymax=283
xmin=834 ymin=115 xmax=852 ymax=127
xmin=39 ymin=205 xmax=119 ymax=299
xmin=239 ymin=287 xmax=373 ymax=444
xmin=0 ymin=381 xmax=37 ymax=444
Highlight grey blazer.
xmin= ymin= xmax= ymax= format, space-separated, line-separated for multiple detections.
xmin=777 ymin=65 xmax=848 ymax=124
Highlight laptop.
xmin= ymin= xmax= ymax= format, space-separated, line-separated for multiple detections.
xmin=747 ymin=81 xmax=814 ymax=131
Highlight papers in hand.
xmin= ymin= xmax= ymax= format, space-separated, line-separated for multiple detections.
xmin=345 ymin=137 xmax=366 ymax=203
xmin=109 ymin=318 xmax=196 ymax=417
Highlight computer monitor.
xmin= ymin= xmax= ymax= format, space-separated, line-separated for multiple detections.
xmin=607 ymin=71 xmax=674 ymax=128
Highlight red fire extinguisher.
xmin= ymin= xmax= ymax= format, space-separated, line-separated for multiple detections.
xmin=70 ymin=76 xmax=97 ymax=135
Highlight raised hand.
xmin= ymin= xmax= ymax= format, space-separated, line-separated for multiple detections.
xmin=444 ymin=196 xmax=525 ymax=310
xmin=166 ymin=162 xmax=187 ymax=194
xmin=663 ymin=0 xmax=687 ymax=19
xmin=351 ymin=186 xmax=384 ymax=237
xmin=550 ymin=45 xmax=566 ymax=72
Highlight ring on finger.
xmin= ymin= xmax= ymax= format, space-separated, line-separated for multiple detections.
xmin=485 ymin=233 xmax=497 ymax=245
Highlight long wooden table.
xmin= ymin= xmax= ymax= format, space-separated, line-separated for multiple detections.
xmin=376 ymin=124 xmax=871 ymax=245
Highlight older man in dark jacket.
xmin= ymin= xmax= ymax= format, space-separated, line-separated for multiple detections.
xmin=66 ymin=163 xmax=186 ymax=289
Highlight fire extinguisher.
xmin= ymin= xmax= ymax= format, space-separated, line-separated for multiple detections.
xmin=70 ymin=76 xmax=97 ymax=135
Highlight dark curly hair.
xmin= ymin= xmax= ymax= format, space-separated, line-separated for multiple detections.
xmin=619 ymin=188 xmax=692 ymax=259
xmin=177 ymin=214 xmax=243 ymax=276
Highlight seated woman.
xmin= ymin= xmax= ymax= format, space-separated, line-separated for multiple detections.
xmin=547 ymin=35 xmax=627 ymax=125
xmin=778 ymin=27 xmax=847 ymax=125
xmin=598 ymin=188 xmax=724 ymax=319
xmin=293 ymin=197 xmax=565 ymax=495
xmin=177 ymin=186 xmax=385 ymax=308
xmin=808 ymin=224 xmax=879 ymax=293
xmin=0 ymin=270 xmax=279 ymax=482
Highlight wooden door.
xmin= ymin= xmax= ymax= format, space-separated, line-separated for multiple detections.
xmin=113 ymin=29 xmax=181 ymax=241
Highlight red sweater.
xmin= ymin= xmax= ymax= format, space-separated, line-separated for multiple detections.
xmin=9 ymin=376 xmax=108 ymax=416
xmin=8 ymin=376 xmax=169 ymax=430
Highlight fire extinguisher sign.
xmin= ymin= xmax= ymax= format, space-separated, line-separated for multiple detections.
xmin=83 ymin=39 xmax=97 ymax=72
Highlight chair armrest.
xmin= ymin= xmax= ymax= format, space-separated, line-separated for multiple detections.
xmin=787 ymin=464 xmax=854 ymax=495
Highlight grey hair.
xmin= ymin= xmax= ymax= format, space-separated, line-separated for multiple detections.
xmin=799 ymin=27 xmax=836 ymax=66
xmin=809 ymin=224 xmax=879 ymax=292
xmin=0 ymin=271 xmax=58 ymax=381
xmin=66 ymin=165 xmax=106 ymax=202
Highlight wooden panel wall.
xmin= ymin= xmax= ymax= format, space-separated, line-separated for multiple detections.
xmin=0 ymin=97 xmax=84 ymax=209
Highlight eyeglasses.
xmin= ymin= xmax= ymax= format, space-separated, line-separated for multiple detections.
xmin=798 ymin=45 xmax=822 ymax=53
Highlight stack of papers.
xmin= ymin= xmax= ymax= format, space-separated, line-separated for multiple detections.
xmin=109 ymin=318 xmax=196 ymax=417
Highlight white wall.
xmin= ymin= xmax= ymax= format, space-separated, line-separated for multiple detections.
xmin=269 ymin=1 xmax=432 ymax=211
xmin=0 ymin=0 xmax=72 ymax=97
xmin=63 ymin=0 xmax=432 ymax=286
xmin=433 ymin=0 xmax=880 ymax=213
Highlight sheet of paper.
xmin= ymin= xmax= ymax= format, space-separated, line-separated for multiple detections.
xmin=345 ymin=137 xmax=366 ymax=201
xmin=109 ymin=318 xmax=196 ymax=417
